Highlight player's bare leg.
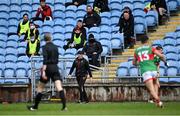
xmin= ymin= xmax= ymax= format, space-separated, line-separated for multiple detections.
xmin=145 ymin=79 xmax=163 ymax=108
xmin=55 ymin=80 xmax=67 ymax=111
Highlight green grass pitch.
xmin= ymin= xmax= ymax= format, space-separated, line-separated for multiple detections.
xmin=0 ymin=102 xmax=180 ymax=115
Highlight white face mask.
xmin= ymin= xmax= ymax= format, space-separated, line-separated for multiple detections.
xmin=30 ymin=25 xmax=35 ymax=29
xmin=30 ymin=37 xmax=35 ymax=42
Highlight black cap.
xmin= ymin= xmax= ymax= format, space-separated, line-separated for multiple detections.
xmin=156 ymin=45 xmax=163 ymax=50
xmin=77 ymin=51 xmax=84 ymax=55
xmin=88 ymin=34 xmax=94 ymax=40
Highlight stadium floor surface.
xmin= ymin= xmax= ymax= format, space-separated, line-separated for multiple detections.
xmin=0 ymin=102 xmax=180 ymax=115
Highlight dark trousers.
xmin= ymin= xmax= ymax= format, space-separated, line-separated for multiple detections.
xmin=76 ymin=76 xmax=88 ymax=102
xmin=124 ymin=36 xmax=134 ymax=49
xmin=88 ymin=54 xmax=100 ymax=67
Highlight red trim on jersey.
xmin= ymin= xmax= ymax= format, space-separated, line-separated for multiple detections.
xmin=144 ymin=77 xmax=156 ymax=83
xmin=152 ymin=47 xmax=156 ymax=52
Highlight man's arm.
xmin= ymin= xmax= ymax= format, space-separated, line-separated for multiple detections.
xmin=94 ymin=13 xmax=101 ymax=26
xmin=96 ymin=42 xmax=103 ymax=54
xmin=24 ymin=30 xmax=28 ymax=41
xmin=153 ymin=49 xmax=166 ymax=63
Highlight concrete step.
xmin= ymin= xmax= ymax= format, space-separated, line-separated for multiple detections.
xmin=111 ymin=59 xmax=127 ymax=63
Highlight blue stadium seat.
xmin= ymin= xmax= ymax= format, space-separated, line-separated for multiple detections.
xmin=163 ymin=46 xmax=178 ymax=54
xmin=0 ymin=19 xmax=8 ymax=28
xmin=65 ymin=25 xmax=74 ymax=34
xmin=134 ymin=22 xmax=147 ymax=34
xmin=100 ymin=33 xmax=111 ymax=40
xmin=129 ymin=66 xmax=139 ymax=76
xmin=21 ymin=0 xmax=32 ymax=5
xmin=8 ymin=35 xmax=19 ymax=42
xmin=166 ymin=61 xmax=178 ymax=76
xmin=110 ymin=0 xmax=122 ymax=4
xmin=65 ymin=11 xmax=76 ymax=19
xmin=0 ymin=34 xmax=7 ymax=41
xmin=18 ymin=41 xmax=27 ymax=48
xmin=0 ymin=55 xmax=5 ymax=63
xmin=17 ymin=47 xmax=26 ymax=56
xmin=122 ymin=1 xmax=133 ymax=10
xmin=34 ymin=20 xmax=43 ymax=27
xmin=43 ymin=20 xmax=54 ymax=27
xmin=88 ymin=27 xmax=100 ymax=34
xmin=110 ymin=2 xmax=122 ymax=11
xmin=100 ymin=12 xmax=111 ymax=18
xmin=32 ymin=4 xmax=39 ymax=11
xmin=53 ymin=11 xmax=65 ymax=19
xmin=55 ymin=0 xmax=65 ymax=5
xmin=76 ymin=10 xmax=86 ymax=19
xmin=0 ymin=27 xmax=8 ymax=35
xmin=77 ymin=5 xmax=86 ymax=12
xmin=166 ymin=53 xmax=178 ymax=61
xmin=66 ymin=5 xmax=77 ymax=12
xmin=133 ymin=9 xmax=146 ymax=18
xmin=42 ymin=26 xmax=53 ymax=34
xmin=164 ymin=38 xmax=176 ymax=46
xmin=159 ymin=65 xmax=166 ymax=76
xmin=117 ymin=65 xmax=128 ymax=77
xmin=167 ymin=0 xmax=179 ymax=11
xmin=4 ymin=68 xmax=16 ymax=83
xmin=53 ymin=39 xmax=65 ymax=48
xmin=8 ymin=25 xmax=18 ymax=34
xmin=5 ymin=54 xmax=18 ymax=62
xmin=100 ymin=25 xmax=111 ymax=33
xmin=0 ymin=0 xmax=10 ymax=6
xmin=17 ymin=56 xmax=30 ymax=63
xmin=10 ymin=4 xmax=21 ymax=13
xmin=152 ymin=40 xmax=164 ymax=47
xmin=0 ymin=40 xmax=6 ymax=48
xmin=6 ymin=40 xmax=18 ymax=48
xmin=64 ymin=48 xmax=77 ymax=55
xmin=111 ymin=17 xmax=119 ymax=26
xmin=0 ymin=5 xmax=10 ymax=13
xmin=53 ymin=33 xmax=65 ymax=41
xmin=101 ymin=17 xmax=111 ymax=26
xmin=111 ymin=10 xmax=121 ymax=18
xmin=54 ymin=18 xmax=65 ymax=27
xmin=17 ymin=61 xmax=29 ymax=71
xmin=58 ymin=47 xmax=65 ymax=56
xmin=46 ymin=0 xmax=55 ymax=5
xmin=101 ymin=44 xmax=110 ymax=56
xmin=145 ymin=10 xmax=158 ymax=27
xmin=5 ymin=61 xmax=17 ymax=70
xmin=54 ymin=3 xmax=65 ymax=12
xmin=64 ymin=33 xmax=72 ymax=40
xmin=11 ymin=0 xmax=21 ymax=5
xmin=21 ymin=4 xmax=32 ymax=13
xmin=111 ymin=33 xmax=124 ymax=49
xmin=6 ymin=47 xmax=18 ymax=55
xmin=65 ymin=18 xmax=76 ymax=26
xmin=0 ymin=12 xmax=9 ymax=20
xmin=9 ymin=12 xmax=20 ymax=20
xmin=164 ymin=32 xmax=176 ymax=39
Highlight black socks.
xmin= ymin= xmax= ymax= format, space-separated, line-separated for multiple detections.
xmin=34 ymin=93 xmax=43 ymax=109
xmin=59 ymin=90 xmax=66 ymax=109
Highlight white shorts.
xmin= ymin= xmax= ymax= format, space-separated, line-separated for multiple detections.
xmin=142 ymin=71 xmax=158 ymax=82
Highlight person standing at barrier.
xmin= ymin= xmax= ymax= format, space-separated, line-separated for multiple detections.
xmin=68 ymin=51 xmax=92 ymax=103
xmin=133 ymin=35 xmax=167 ymax=108
xmin=27 ymin=33 xmax=67 ymax=111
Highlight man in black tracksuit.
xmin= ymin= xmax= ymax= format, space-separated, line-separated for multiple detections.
xmin=65 ymin=0 xmax=87 ymax=7
xmin=83 ymin=5 xmax=101 ymax=29
xmin=68 ymin=51 xmax=92 ymax=103
xmin=27 ymin=33 xmax=67 ymax=111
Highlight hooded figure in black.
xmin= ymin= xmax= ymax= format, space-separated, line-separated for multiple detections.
xmin=83 ymin=34 xmax=102 ymax=67
xmin=68 ymin=51 xmax=92 ymax=103
xmin=93 ymin=0 xmax=110 ymax=14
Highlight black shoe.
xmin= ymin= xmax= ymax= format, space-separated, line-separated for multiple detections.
xmin=27 ymin=105 xmax=37 ymax=111
xmin=61 ymin=107 xmax=68 ymax=111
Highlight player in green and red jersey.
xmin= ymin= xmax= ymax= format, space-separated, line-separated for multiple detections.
xmin=133 ymin=35 xmax=166 ymax=108
xmin=148 ymin=46 xmax=163 ymax=103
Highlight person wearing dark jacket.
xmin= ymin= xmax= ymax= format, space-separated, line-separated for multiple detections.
xmin=93 ymin=0 xmax=110 ymax=14
xmin=83 ymin=34 xmax=102 ymax=67
xmin=27 ymin=33 xmax=67 ymax=111
xmin=63 ymin=20 xmax=86 ymax=50
xmin=83 ymin=5 xmax=101 ymax=29
xmin=68 ymin=51 xmax=92 ymax=103
xmin=65 ymin=0 xmax=87 ymax=7
xmin=118 ymin=11 xmax=134 ymax=49
xmin=150 ymin=0 xmax=167 ymax=24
